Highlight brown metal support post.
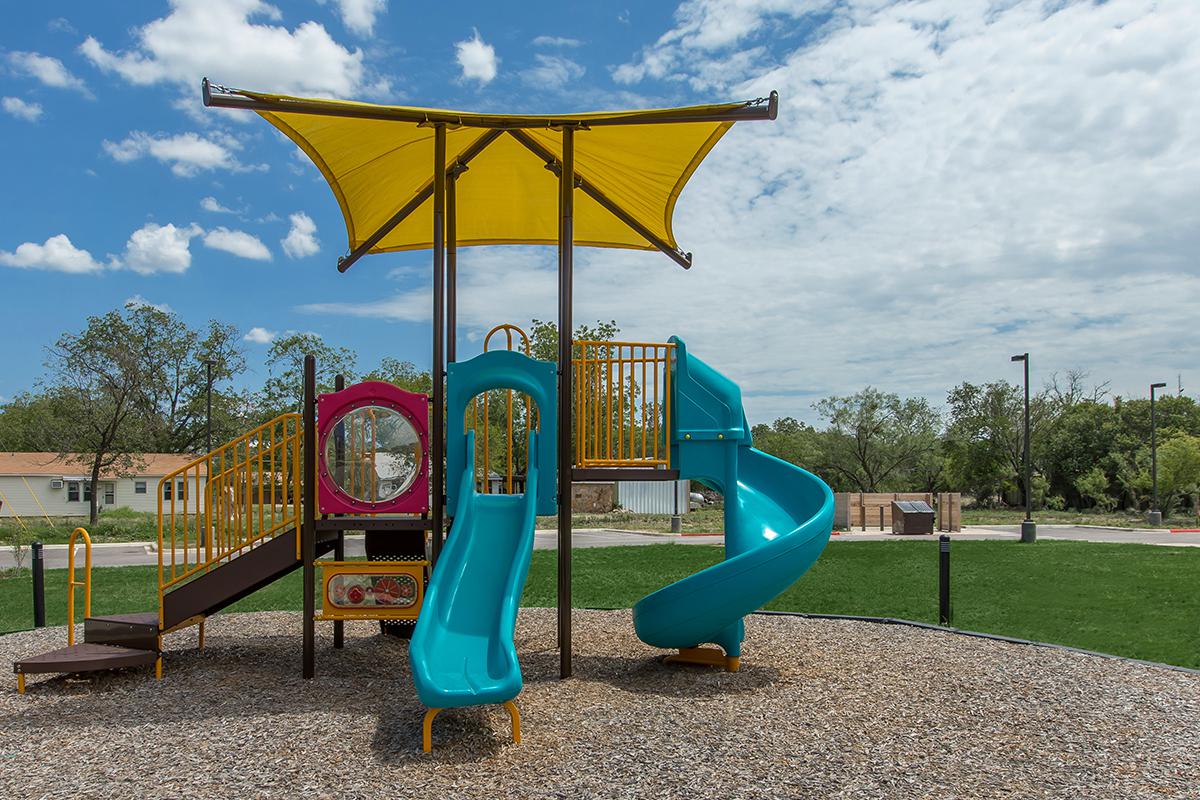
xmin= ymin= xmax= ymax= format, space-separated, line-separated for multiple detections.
xmin=302 ymin=354 xmax=317 ymax=679
xmin=332 ymin=374 xmax=345 ymax=650
xmin=431 ymin=124 xmax=447 ymax=565
xmin=447 ymin=170 xmax=458 ymax=365
xmin=557 ymin=126 xmax=575 ymax=679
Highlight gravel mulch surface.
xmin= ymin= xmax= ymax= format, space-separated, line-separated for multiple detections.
xmin=2 ymin=609 xmax=1198 ymax=799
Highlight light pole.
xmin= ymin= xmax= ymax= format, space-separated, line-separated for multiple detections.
xmin=1149 ymin=381 xmax=1167 ymax=526
xmin=1011 ymin=353 xmax=1035 ymax=543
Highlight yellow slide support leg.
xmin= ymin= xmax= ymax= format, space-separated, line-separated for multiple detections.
xmin=664 ymin=646 xmax=741 ymax=672
xmin=503 ymin=700 xmax=521 ymax=745
xmin=16 ymin=673 xmax=25 ymax=695
xmin=422 ymin=708 xmax=442 ymax=753
xmin=421 ymin=702 xmax=522 ymax=753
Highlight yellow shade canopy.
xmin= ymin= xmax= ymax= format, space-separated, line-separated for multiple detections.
xmin=205 ymin=84 xmax=775 ymax=264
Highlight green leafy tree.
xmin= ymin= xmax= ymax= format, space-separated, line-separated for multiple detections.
xmin=943 ymin=380 xmax=1050 ymax=507
xmin=1157 ymin=434 xmax=1200 ymax=518
xmin=259 ymin=333 xmax=357 ymax=419
xmin=0 ymin=391 xmax=78 ymax=451
xmin=129 ymin=305 xmax=248 ymax=453
xmin=363 ymin=357 xmax=432 ymax=395
xmin=814 ymin=388 xmax=942 ymax=492
xmin=44 ymin=308 xmax=164 ymax=523
xmin=1075 ymin=466 xmax=1116 ymax=511
xmin=751 ymin=417 xmax=821 ymax=468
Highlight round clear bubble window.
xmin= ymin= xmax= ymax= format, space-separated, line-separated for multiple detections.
xmin=323 ymin=405 xmax=423 ymax=504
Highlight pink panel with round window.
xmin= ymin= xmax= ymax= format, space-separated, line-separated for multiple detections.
xmin=317 ymin=381 xmax=430 ymax=515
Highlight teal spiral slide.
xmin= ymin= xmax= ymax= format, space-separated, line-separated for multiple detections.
xmin=633 ymin=337 xmax=835 ymax=668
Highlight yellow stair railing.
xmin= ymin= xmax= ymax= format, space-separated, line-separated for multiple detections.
xmin=574 ymin=340 xmax=674 ymax=468
xmin=66 ymin=527 xmax=91 ymax=647
xmin=158 ymin=413 xmax=303 ymax=602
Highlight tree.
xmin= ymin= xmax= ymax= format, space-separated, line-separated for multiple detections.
xmin=1075 ymin=466 xmax=1116 ymax=511
xmin=814 ymin=388 xmax=942 ymax=492
xmin=129 ymin=305 xmax=247 ymax=453
xmin=44 ymin=309 xmax=162 ymax=523
xmin=1157 ymin=434 xmax=1200 ymax=518
xmin=527 ymin=318 xmax=620 ymax=363
xmin=1040 ymin=401 xmax=1118 ymax=507
xmin=363 ymin=357 xmax=432 ymax=395
xmin=751 ymin=417 xmax=821 ymax=468
xmin=259 ymin=333 xmax=357 ymax=419
xmin=943 ymin=380 xmax=1050 ymax=506
xmin=0 ymin=391 xmax=78 ymax=451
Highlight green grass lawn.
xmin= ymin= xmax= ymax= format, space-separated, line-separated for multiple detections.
xmin=2 ymin=541 xmax=1196 ymax=669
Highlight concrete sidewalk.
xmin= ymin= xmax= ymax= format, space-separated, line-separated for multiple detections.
xmin=6 ymin=523 xmax=1197 ymax=570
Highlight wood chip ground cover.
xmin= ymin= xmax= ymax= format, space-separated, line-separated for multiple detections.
xmin=1 ymin=609 xmax=1197 ymax=799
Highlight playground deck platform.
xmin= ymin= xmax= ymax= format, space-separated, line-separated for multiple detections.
xmin=2 ymin=608 xmax=1195 ymax=798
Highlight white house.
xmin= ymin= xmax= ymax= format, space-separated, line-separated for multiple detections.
xmin=0 ymin=452 xmax=205 ymax=519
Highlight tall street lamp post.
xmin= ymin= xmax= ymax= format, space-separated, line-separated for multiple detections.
xmin=1011 ymin=353 xmax=1036 ymax=543
xmin=1149 ymin=381 xmax=1167 ymax=526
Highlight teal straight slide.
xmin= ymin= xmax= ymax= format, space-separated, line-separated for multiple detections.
xmin=410 ymin=350 xmax=557 ymax=711
xmin=409 ymin=430 xmax=539 ymax=709
xmin=633 ymin=337 xmax=835 ymax=666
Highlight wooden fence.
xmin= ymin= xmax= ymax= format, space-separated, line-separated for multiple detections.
xmin=834 ymin=492 xmax=961 ymax=532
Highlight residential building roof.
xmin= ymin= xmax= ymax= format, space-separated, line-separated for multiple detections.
xmin=0 ymin=453 xmax=204 ymax=478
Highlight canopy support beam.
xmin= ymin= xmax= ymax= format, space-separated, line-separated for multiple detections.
xmin=506 ymin=130 xmax=692 ymax=270
xmin=204 ymin=78 xmax=777 ymax=128
xmin=337 ymin=128 xmax=503 ymax=273
xmin=430 ymin=124 xmax=447 ymax=565
xmin=557 ymin=126 xmax=575 ymax=679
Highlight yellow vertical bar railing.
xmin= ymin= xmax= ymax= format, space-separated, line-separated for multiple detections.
xmin=571 ymin=340 xmax=674 ymax=469
xmin=66 ymin=527 xmax=91 ymax=646
xmin=157 ymin=413 xmax=303 ymax=593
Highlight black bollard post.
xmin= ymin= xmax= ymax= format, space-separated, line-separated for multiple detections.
xmin=938 ymin=534 xmax=951 ymax=626
xmin=32 ymin=541 xmax=46 ymax=628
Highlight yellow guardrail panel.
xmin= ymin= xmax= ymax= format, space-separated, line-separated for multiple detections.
xmin=158 ymin=413 xmax=303 ymax=601
xmin=574 ymin=340 xmax=674 ymax=469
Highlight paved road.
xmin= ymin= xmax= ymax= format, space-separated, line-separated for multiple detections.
xmin=7 ymin=524 xmax=1197 ymax=570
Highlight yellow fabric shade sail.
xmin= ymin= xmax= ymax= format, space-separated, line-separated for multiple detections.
xmin=243 ymin=89 xmax=750 ymax=257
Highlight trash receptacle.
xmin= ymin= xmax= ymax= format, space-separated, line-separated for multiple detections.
xmin=892 ymin=500 xmax=934 ymax=535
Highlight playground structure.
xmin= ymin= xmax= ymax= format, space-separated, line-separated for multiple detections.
xmin=13 ymin=81 xmax=836 ymax=753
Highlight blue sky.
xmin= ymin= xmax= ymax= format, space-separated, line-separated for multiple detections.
xmin=2 ymin=1 xmax=1198 ymax=423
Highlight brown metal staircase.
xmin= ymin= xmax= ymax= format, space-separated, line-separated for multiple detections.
xmin=15 ymin=414 xmax=325 ymax=692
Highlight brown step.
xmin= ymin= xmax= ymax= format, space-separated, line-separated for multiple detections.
xmin=14 ymin=643 xmax=159 ymax=675
xmin=85 ymin=612 xmax=161 ymax=651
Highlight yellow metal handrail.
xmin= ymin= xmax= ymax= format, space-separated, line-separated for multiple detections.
xmin=66 ymin=527 xmax=91 ymax=646
xmin=157 ymin=413 xmax=303 ymax=603
xmin=574 ymin=340 xmax=674 ymax=468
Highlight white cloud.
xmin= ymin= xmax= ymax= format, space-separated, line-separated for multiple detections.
xmin=79 ymin=0 xmax=385 ymax=98
xmin=281 ymin=212 xmax=320 ymax=258
xmin=320 ymin=0 xmax=387 ymax=37
xmin=124 ymin=295 xmax=173 ymax=313
xmin=102 ymin=131 xmax=265 ymax=177
xmin=532 ymin=35 xmax=583 ymax=48
xmin=6 ymin=51 xmax=89 ymax=94
xmin=455 ymin=29 xmax=498 ymax=85
xmin=244 ymin=326 xmax=277 ymax=344
xmin=203 ymin=227 xmax=272 ymax=260
xmin=120 ymin=222 xmax=203 ymax=275
xmin=200 ymin=196 xmax=235 ymax=213
xmin=521 ymin=54 xmax=585 ymax=89
xmin=0 ymin=234 xmax=105 ymax=274
xmin=305 ymin=0 xmax=1200 ymax=424
xmin=2 ymin=97 xmax=43 ymax=122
